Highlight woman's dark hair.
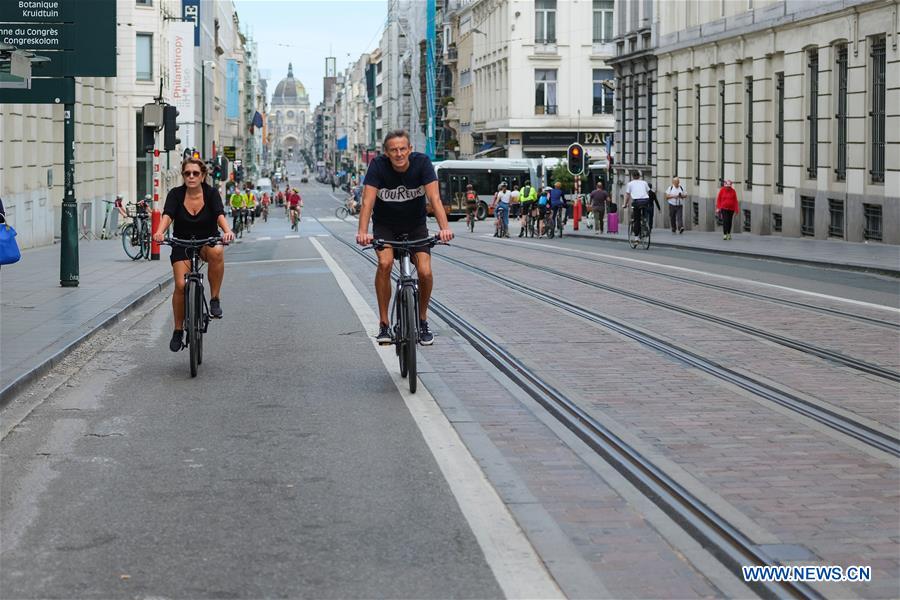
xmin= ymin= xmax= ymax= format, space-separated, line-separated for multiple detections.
xmin=382 ymin=129 xmax=411 ymax=150
xmin=181 ymin=157 xmax=208 ymax=178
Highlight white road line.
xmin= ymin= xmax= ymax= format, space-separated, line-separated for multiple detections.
xmin=228 ymin=258 xmax=323 ymax=266
xmin=256 ymin=236 xmax=272 ymax=241
xmin=284 ymin=234 xmax=301 ymax=239
xmin=310 ymin=238 xmax=563 ymax=600
xmin=507 ymin=238 xmax=900 ymax=313
xmin=316 ymin=217 xmax=343 ymax=222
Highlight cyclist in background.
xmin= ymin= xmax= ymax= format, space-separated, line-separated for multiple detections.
xmin=536 ymin=187 xmax=550 ymax=237
xmin=624 ymin=170 xmax=651 ymax=238
xmin=260 ymin=191 xmax=271 ymax=221
xmin=464 ymin=183 xmax=478 ymax=230
xmin=245 ymin=185 xmax=257 ymax=227
xmin=548 ymin=181 xmax=567 ymax=233
xmin=356 ymin=129 xmax=453 ymax=345
xmin=229 ymin=186 xmax=246 ymax=232
xmin=288 ymin=188 xmax=302 ymax=230
xmin=518 ymin=181 xmax=536 ymax=237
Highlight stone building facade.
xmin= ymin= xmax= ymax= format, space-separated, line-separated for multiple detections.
xmin=654 ymin=0 xmax=898 ymax=243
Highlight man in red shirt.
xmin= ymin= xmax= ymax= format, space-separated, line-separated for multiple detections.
xmin=288 ymin=188 xmax=302 ymax=230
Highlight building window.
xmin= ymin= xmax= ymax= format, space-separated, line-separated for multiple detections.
xmin=773 ymin=213 xmax=782 ymax=232
xmin=807 ymin=49 xmax=818 ymax=179
xmin=863 ymin=204 xmax=882 ymax=241
xmin=745 ymin=76 xmax=753 ymax=189
xmin=592 ymin=69 xmax=614 ymax=115
xmin=633 ymin=76 xmax=640 ymax=162
xmin=535 ymin=0 xmax=557 ymax=44
xmin=801 ymin=196 xmax=815 ymax=236
xmin=692 ymin=201 xmax=699 ymax=226
xmin=136 ymin=0 xmax=152 ymax=5
xmin=870 ymin=37 xmax=885 ymax=183
xmin=775 ymin=72 xmax=784 ymax=192
xmin=646 ymin=78 xmax=653 ymax=165
xmin=534 ymin=69 xmax=557 ymax=114
xmin=592 ymin=0 xmax=614 ymax=43
xmin=673 ymin=86 xmax=679 ymax=175
xmin=743 ymin=209 xmax=751 ymax=232
xmin=136 ymin=33 xmax=153 ymax=81
xmin=694 ymin=84 xmax=701 ymax=185
xmin=835 ymin=45 xmax=848 ymax=181
xmin=828 ymin=199 xmax=845 ymax=238
xmin=718 ymin=80 xmax=725 ymax=186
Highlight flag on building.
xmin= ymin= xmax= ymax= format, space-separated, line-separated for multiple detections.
xmin=249 ymin=111 xmax=264 ymax=134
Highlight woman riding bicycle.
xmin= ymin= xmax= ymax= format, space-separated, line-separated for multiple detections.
xmin=464 ymin=184 xmax=477 ymax=230
xmin=153 ymin=157 xmax=235 ymax=352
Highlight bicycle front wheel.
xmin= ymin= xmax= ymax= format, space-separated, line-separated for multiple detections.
xmin=335 ymin=206 xmax=349 ymax=219
xmin=122 ymin=224 xmax=141 ymax=260
xmin=185 ymin=280 xmax=201 ymax=378
xmin=402 ymin=286 xmax=418 ymax=393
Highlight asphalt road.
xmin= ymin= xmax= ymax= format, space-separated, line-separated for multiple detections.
xmin=0 ymin=202 xmax=504 ymax=598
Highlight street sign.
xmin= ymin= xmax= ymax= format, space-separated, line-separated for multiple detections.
xmin=0 ymin=77 xmax=73 ymax=103
xmin=223 ymin=146 xmax=237 ymax=161
xmin=0 ymin=0 xmax=115 ymax=80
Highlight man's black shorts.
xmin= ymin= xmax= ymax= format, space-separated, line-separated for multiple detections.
xmin=372 ymin=221 xmax=431 ymax=255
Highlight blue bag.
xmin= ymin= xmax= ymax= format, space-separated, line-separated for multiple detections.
xmin=0 ymin=224 xmax=22 ymax=265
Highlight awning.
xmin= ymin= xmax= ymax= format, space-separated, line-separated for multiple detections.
xmin=478 ymin=141 xmax=494 ymax=152
xmin=473 ymin=144 xmax=505 ymax=158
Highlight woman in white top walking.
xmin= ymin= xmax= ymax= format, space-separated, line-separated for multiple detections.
xmin=665 ymin=176 xmax=686 ymax=233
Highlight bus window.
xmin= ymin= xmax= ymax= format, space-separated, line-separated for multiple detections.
xmin=469 ymin=172 xmax=491 ymax=196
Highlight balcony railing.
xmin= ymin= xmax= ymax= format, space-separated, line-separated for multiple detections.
xmin=534 ymin=104 xmax=557 ymax=115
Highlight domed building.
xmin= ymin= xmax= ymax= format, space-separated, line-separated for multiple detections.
xmin=270 ymin=63 xmax=311 ymax=165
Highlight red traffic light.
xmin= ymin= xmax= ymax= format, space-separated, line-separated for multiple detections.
xmin=571 ymin=147 xmax=581 ymax=156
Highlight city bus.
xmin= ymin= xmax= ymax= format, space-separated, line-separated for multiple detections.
xmin=435 ymin=158 xmax=543 ymax=220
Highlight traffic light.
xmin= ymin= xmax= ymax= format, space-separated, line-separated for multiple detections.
xmin=142 ymin=125 xmax=155 ymax=153
xmin=163 ymin=105 xmax=180 ymax=151
xmin=567 ymin=142 xmax=585 ymax=175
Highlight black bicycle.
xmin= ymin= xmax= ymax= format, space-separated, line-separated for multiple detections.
xmin=628 ymin=204 xmax=652 ymax=250
xmin=160 ymin=236 xmax=226 ymax=377
xmin=122 ymin=211 xmax=151 ymax=260
xmin=366 ymin=235 xmax=442 ymax=394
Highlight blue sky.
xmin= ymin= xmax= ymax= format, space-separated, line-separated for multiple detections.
xmin=233 ymin=0 xmax=388 ymax=107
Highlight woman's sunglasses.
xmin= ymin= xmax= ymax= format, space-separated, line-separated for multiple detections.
xmin=183 ymin=170 xmax=202 ymax=177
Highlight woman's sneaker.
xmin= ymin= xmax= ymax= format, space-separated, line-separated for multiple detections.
xmin=169 ymin=330 xmax=184 ymax=352
xmin=210 ymin=297 xmax=223 ymax=318
xmin=418 ymin=320 xmax=434 ymax=345
xmin=376 ymin=323 xmax=393 ymax=345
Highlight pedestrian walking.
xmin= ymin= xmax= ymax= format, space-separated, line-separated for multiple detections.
xmin=647 ymin=183 xmax=661 ymax=230
xmin=665 ymin=177 xmax=686 ymax=233
xmin=589 ymin=181 xmax=609 ymax=234
xmin=715 ymin=179 xmax=739 ymax=240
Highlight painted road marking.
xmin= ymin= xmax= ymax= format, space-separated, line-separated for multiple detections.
xmin=228 ymin=258 xmax=323 ymax=266
xmin=311 ymin=237 xmax=563 ymax=600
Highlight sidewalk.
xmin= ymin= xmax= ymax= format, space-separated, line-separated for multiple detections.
xmin=0 ymin=239 xmax=172 ymax=405
xmin=566 ymin=225 xmax=900 ymax=276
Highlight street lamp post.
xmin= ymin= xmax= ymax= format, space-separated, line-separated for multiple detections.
xmin=201 ymin=60 xmax=215 ymax=159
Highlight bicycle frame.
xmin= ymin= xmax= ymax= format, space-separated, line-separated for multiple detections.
xmin=390 ymin=248 xmax=420 ymax=341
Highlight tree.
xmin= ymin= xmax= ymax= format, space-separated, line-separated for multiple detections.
xmin=550 ymin=163 xmax=575 ymax=190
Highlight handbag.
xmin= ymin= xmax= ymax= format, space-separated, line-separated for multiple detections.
xmin=0 ymin=223 xmax=21 ymax=265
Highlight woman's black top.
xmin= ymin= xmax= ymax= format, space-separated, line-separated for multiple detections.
xmin=163 ymin=183 xmax=225 ymax=240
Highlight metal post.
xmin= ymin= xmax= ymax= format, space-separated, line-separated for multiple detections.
xmin=60 ymin=98 xmax=79 ymax=287
xmin=201 ymin=60 xmax=206 ymax=159
xmin=150 ymin=146 xmax=161 ymax=260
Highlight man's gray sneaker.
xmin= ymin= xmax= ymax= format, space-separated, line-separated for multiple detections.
xmin=376 ymin=323 xmax=393 ymax=345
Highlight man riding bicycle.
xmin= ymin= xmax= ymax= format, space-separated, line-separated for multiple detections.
xmin=229 ymin=186 xmax=247 ymax=231
xmin=356 ymin=129 xmax=454 ymax=345
xmin=464 ymin=183 xmax=478 ymax=229
xmin=288 ymin=189 xmax=302 ymax=229
xmin=548 ymin=181 xmax=567 ymax=232
xmin=624 ymin=170 xmax=651 ymax=238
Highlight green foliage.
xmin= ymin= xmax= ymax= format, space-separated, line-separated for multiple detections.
xmin=550 ymin=163 xmax=575 ymax=190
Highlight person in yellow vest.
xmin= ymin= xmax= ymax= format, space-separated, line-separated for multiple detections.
xmin=518 ymin=181 xmax=537 ymax=237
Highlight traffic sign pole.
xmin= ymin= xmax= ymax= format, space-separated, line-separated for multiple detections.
xmin=151 ymin=146 xmax=161 ymax=260
xmin=60 ymin=96 xmax=79 ymax=286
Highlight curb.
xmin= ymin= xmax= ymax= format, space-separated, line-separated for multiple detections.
xmin=564 ymin=230 xmax=900 ymax=278
xmin=0 ymin=273 xmax=172 ymax=408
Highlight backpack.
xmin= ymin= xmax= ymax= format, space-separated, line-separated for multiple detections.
xmin=522 ymin=185 xmax=532 ymax=198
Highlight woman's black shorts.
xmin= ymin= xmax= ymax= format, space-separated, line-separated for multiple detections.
xmin=372 ymin=222 xmax=431 ymax=255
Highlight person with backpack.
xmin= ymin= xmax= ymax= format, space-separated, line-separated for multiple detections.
xmin=665 ymin=176 xmax=686 ymax=233
xmin=464 ymin=184 xmax=478 ymax=231
xmin=518 ymin=181 xmax=537 ymax=237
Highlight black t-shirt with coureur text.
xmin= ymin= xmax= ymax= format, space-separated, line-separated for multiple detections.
xmin=362 ymin=152 xmax=437 ymax=227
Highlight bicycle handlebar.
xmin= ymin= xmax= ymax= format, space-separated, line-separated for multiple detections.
xmin=363 ymin=235 xmax=446 ymax=251
xmin=160 ymin=236 xmax=228 ymax=248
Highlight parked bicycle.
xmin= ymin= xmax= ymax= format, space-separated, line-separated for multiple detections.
xmin=364 ymin=235 xmax=444 ymax=394
xmin=159 ymin=236 xmax=227 ymax=377
xmin=122 ymin=211 xmax=151 ymax=260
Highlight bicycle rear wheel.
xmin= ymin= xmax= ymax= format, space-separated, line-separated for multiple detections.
xmin=546 ymin=218 xmax=555 ymax=239
xmin=139 ymin=222 xmax=151 ymax=259
xmin=122 ymin=224 xmax=141 ymax=260
xmin=185 ymin=280 xmax=201 ymax=377
xmin=335 ymin=206 xmax=349 ymax=219
xmin=641 ymin=216 xmax=651 ymax=250
xmin=402 ymin=286 xmax=417 ymax=393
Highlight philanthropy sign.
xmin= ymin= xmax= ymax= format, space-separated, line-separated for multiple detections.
xmin=169 ymin=22 xmax=195 ymax=146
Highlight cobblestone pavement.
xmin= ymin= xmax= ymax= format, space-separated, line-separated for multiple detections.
xmin=322 ymin=225 xmax=898 ymax=599
xmin=446 ymin=236 xmax=900 ymax=432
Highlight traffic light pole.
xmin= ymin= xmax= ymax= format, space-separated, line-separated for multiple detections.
xmin=60 ymin=98 xmax=79 ymax=287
